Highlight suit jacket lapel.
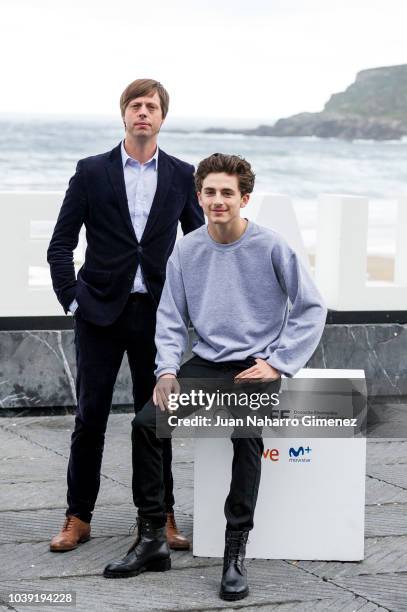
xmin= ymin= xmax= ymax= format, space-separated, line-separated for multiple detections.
xmin=141 ymin=150 xmax=173 ymax=242
xmin=106 ymin=143 xmax=138 ymax=241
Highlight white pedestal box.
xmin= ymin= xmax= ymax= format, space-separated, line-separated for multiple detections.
xmin=192 ymin=369 xmax=366 ymax=561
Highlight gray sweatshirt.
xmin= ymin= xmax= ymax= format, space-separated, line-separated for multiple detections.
xmin=154 ymin=221 xmax=327 ymax=378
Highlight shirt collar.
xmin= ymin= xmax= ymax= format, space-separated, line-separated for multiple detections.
xmin=121 ymin=140 xmax=159 ymax=169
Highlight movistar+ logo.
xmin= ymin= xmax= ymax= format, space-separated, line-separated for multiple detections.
xmin=289 ymin=445 xmax=312 ymax=462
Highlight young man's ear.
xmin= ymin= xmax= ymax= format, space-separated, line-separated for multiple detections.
xmin=197 ymin=192 xmax=203 ymax=208
xmin=240 ymin=194 xmax=250 ymax=208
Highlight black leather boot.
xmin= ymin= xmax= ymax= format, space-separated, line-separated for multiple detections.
xmin=219 ymin=529 xmax=249 ymax=601
xmin=103 ymin=517 xmax=171 ymax=578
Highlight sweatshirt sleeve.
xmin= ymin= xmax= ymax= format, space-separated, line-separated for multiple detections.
xmin=154 ymin=247 xmax=190 ymax=379
xmin=266 ymin=238 xmax=327 ymax=377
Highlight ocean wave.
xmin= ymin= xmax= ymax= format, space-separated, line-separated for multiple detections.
xmin=353 ymin=138 xmax=407 ymax=145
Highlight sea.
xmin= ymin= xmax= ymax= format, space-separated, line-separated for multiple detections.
xmin=1 ymin=114 xmax=406 ymax=257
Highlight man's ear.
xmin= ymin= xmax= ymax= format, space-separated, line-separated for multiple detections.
xmin=197 ymin=192 xmax=203 ymax=208
xmin=240 ymin=194 xmax=250 ymax=208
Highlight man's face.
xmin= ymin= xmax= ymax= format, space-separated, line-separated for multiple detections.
xmin=197 ymin=173 xmax=249 ymax=225
xmin=123 ymin=91 xmax=163 ymax=140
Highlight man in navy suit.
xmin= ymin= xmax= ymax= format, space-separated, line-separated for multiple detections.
xmin=47 ymin=79 xmax=204 ymax=552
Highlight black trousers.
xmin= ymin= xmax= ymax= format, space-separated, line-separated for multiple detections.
xmin=132 ymin=355 xmax=281 ymax=531
xmin=67 ymin=294 xmax=174 ymax=523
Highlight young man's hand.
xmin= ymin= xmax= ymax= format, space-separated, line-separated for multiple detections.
xmin=153 ymin=374 xmax=180 ymax=412
xmin=234 ymin=358 xmax=281 ymax=382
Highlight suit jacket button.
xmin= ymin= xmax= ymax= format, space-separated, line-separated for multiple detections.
xmin=137 ymin=246 xmax=143 ymax=254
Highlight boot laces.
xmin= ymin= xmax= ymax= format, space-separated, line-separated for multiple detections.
xmin=128 ymin=522 xmax=138 ymax=536
xmin=62 ymin=516 xmax=75 ymax=532
xmin=127 ymin=517 xmax=143 ymax=553
xmin=225 ymin=532 xmax=247 ymax=564
xmin=128 ymin=516 xmax=150 ymax=536
xmin=127 ymin=517 xmax=158 ymax=553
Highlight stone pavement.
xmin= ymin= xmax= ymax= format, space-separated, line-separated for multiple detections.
xmin=0 ymin=413 xmax=406 ymax=612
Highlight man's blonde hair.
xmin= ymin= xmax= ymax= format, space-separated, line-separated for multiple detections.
xmin=120 ymin=79 xmax=169 ymax=119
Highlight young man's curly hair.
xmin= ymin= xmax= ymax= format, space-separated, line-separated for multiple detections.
xmin=195 ymin=153 xmax=255 ymax=196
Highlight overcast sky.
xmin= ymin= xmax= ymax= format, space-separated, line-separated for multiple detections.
xmin=1 ymin=0 xmax=406 ymax=121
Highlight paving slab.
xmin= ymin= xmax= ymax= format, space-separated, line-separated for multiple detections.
xmin=332 ymin=574 xmax=407 ymax=612
xmin=1 ymin=477 xmax=129 ymax=512
xmin=366 ymin=441 xmax=407 ymax=465
xmin=1 ymin=413 xmax=407 ymax=611
xmin=0 ymin=538 xmax=221 ymax=583
xmin=0 ymin=415 xmax=195 ymax=454
xmin=367 ymin=464 xmax=407 ymax=489
xmin=365 ymin=476 xmax=407 ymax=505
xmin=0 ymin=562 xmax=346 ymax=611
xmin=297 ymin=535 xmax=407 ymax=577
xmin=0 ymin=506 xmax=193 ymax=545
xmin=1 ymin=455 xmax=68 ymax=483
xmin=0 ymin=593 xmax=385 ymax=612
xmin=365 ymin=503 xmax=407 ymax=537
xmin=0 ymin=427 xmax=58 ymax=460
xmin=229 ymin=600 xmax=388 ymax=612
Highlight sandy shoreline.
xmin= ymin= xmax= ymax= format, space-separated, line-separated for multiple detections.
xmin=309 ymin=254 xmax=394 ymax=282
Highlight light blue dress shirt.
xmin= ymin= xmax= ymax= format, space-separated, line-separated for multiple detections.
xmin=121 ymin=140 xmax=158 ymax=293
xmin=69 ymin=141 xmax=158 ymax=314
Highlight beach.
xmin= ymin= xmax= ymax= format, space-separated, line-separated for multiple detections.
xmin=309 ymin=254 xmax=394 ymax=282
xmin=1 ymin=115 xmax=405 ymax=271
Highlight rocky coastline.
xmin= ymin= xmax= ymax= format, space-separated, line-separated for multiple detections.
xmin=202 ymin=65 xmax=407 ymax=141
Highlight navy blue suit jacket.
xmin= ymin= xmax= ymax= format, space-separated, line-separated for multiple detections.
xmin=47 ymin=143 xmax=204 ymax=326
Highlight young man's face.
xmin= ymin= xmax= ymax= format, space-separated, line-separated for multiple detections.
xmin=124 ymin=90 xmax=164 ymax=140
xmin=197 ymin=173 xmax=249 ymax=225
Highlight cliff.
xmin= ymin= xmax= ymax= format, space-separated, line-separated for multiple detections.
xmin=204 ymin=65 xmax=407 ymax=141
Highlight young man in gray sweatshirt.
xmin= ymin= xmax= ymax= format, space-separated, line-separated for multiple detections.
xmin=104 ymin=153 xmax=327 ymax=601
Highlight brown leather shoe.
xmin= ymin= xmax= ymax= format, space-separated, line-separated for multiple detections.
xmin=50 ymin=515 xmax=91 ymax=552
xmin=166 ymin=512 xmax=190 ymax=550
